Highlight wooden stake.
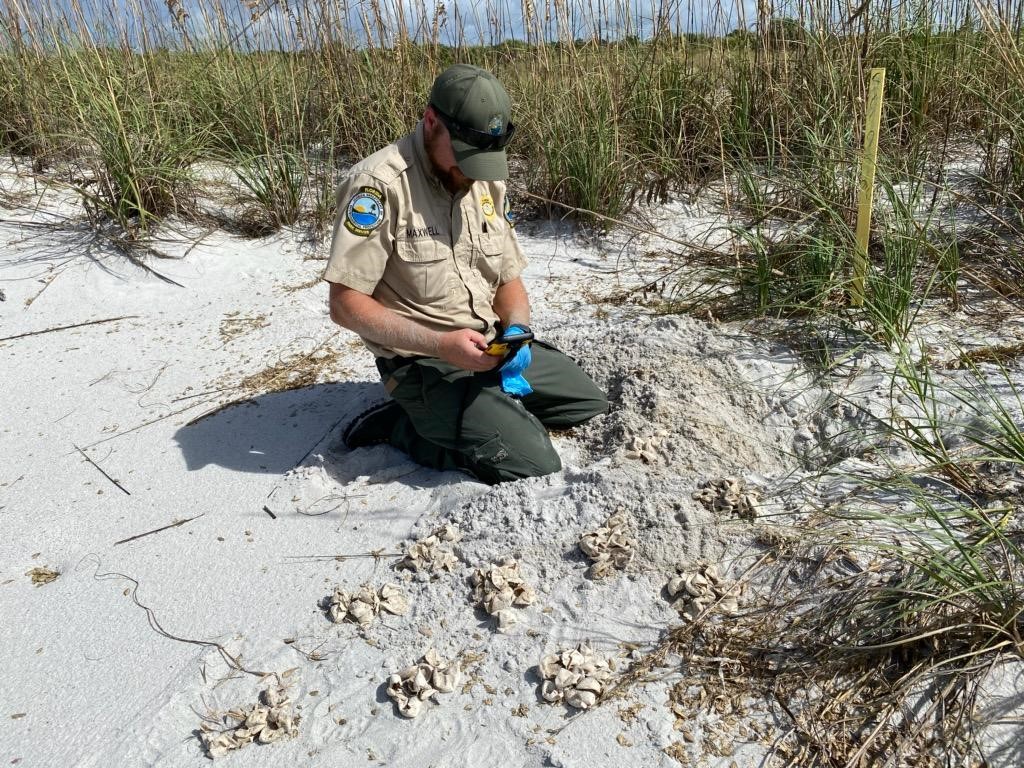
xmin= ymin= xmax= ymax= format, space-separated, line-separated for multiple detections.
xmin=852 ymin=67 xmax=886 ymax=306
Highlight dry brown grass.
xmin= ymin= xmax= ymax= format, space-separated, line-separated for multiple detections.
xmin=237 ymin=346 xmax=342 ymax=395
xmin=218 ymin=312 xmax=269 ymax=344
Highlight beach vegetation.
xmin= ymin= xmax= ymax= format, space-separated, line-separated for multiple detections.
xmin=2 ymin=0 xmax=1024 ymax=758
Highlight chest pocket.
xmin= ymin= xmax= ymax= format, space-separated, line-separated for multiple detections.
xmin=473 ymin=231 xmax=505 ymax=288
xmin=393 ymin=238 xmax=453 ymax=304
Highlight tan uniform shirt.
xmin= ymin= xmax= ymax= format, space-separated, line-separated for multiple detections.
xmin=323 ymin=122 xmax=528 ymax=359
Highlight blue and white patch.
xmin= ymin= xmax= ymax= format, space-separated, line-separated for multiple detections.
xmin=487 ymin=115 xmax=504 ymax=135
xmin=344 ymin=186 xmax=385 ymax=237
xmin=503 ymin=195 xmax=516 ymax=227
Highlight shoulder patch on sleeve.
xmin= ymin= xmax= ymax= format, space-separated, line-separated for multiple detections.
xmin=503 ymin=195 xmax=516 ymax=228
xmin=344 ymin=186 xmax=385 ymax=237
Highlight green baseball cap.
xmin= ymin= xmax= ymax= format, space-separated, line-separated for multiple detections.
xmin=429 ymin=64 xmax=514 ymax=181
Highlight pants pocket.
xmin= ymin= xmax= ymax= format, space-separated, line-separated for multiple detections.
xmin=469 ymin=435 xmax=510 ymax=466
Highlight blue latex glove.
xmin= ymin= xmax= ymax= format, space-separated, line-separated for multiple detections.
xmin=499 ymin=325 xmax=533 ymax=397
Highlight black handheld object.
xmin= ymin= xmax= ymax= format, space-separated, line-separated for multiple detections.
xmin=484 ymin=326 xmax=534 ymax=358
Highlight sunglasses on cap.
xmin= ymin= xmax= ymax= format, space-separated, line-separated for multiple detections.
xmin=431 ymin=105 xmax=516 ymax=150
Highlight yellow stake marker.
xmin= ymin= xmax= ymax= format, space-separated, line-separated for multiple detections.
xmin=852 ymin=67 xmax=886 ymax=307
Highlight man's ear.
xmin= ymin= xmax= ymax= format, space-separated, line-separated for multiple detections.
xmin=423 ymin=106 xmax=444 ymax=145
xmin=423 ymin=105 xmax=438 ymax=129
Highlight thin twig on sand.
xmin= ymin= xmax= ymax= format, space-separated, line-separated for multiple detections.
xmin=89 ymin=559 xmax=278 ymax=683
xmin=82 ymin=399 xmax=211 ymax=449
xmin=282 ymin=550 xmax=400 ymax=563
xmin=73 ymin=444 xmax=131 ymax=495
xmin=170 ymin=386 xmax=234 ymax=403
xmin=0 ymin=315 xmax=138 ymax=343
xmin=23 ymin=265 xmax=70 ymax=307
xmin=291 ymin=413 xmax=347 ymax=469
xmin=114 ymin=513 xmax=204 ymax=546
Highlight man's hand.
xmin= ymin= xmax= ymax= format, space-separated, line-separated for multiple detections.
xmin=437 ymin=328 xmax=501 ymax=371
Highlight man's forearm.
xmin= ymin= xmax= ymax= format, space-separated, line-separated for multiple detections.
xmin=330 ymin=286 xmax=441 ymax=356
xmin=493 ymin=278 xmax=531 ymax=330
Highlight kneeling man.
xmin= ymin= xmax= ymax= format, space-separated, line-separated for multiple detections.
xmin=324 ymin=64 xmax=607 ymax=484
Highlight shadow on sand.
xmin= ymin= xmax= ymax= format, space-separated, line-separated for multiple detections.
xmin=173 ymin=380 xmax=384 ymax=475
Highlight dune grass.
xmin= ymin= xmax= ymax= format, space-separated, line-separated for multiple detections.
xmin=2 ymin=3 xmax=1022 ymax=239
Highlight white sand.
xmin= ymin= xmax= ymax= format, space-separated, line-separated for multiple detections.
xmin=2 ymin=173 xmax=1019 ymax=767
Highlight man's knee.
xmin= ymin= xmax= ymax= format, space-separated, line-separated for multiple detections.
xmin=465 ymin=430 xmax=562 ymax=485
xmin=577 ymin=388 xmax=609 ymax=422
xmin=550 ymin=386 xmax=609 ymax=428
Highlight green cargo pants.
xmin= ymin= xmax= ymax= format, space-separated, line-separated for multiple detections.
xmin=375 ymin=342 xmax=608 ymax=484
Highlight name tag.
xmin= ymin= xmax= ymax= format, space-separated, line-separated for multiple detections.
xmin=406 ymin=225 xmax=440 ymax=239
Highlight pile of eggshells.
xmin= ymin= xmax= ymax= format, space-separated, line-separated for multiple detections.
xmin=579 ymin=511 xmax=634 ymax=578
xmin=398 ymin=524 xmax=461 ymax=576
xmin=327 ymin=583 xmax=409 ymax=627
xmin=538 ymin=643 xmax=616 ymax=710
xmin=666 ymin=562 xmax=742 ymax=621
xmin=470 ymin=557 xmax=537 ymax=631
xmin=623 ymin=429 xmax=670 ymax=464
xmin=692 ymin=477 xmax=760 ymax=520
xmin=386 ymin=649 xmax=461 ymax=718
xmin=200 ymin=686 xmax=300 ymax=758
